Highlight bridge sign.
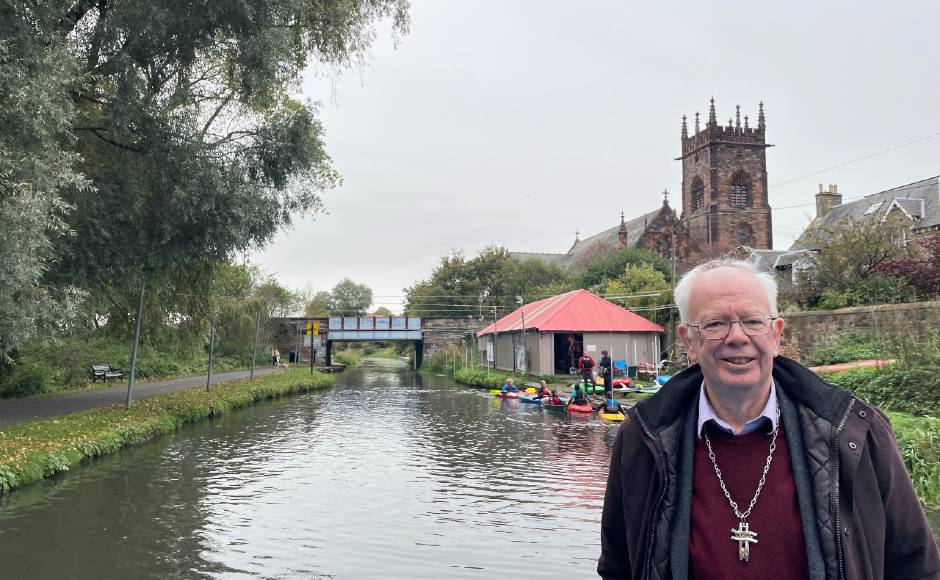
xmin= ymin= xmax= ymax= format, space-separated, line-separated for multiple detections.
xmin=327 ymin=316 xmax=422 ymax=341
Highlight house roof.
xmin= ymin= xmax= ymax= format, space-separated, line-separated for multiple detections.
xmin=740 ymin=246 xmax=787 ymax=272
xmin=476 ymin=289 xmax=665 ymax=336
xmin=789 ymin=176 xmax=940 ymax=251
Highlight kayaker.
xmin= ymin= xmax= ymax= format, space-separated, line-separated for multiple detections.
xmin=547 ymin=389 xmax=563 ymax=405
xmin=599 ymin=398 xmax=623 ymax=415
xmin=500 ymin=378 xmax=519 ymax=393
xmin=534 ymin=380 xmax=550 ymax=399
xmin=569 ymin=384 xmax=588 ymax=406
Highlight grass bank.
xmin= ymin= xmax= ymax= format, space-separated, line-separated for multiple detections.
xmin=0 ymin=336 xmax=259 ymax=399
xmin=0 ymin=369 xmax=333 ymax=494
xmin=885 ymin=411 xmax=940 ymax=508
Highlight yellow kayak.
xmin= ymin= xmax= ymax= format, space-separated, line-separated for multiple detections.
xmin=598 ymin=410 xmax=625 ymax=422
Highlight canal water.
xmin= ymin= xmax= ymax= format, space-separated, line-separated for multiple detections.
xmin=0 ymin=358 xmax=619 ymax=579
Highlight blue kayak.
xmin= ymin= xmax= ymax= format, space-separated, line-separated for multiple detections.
xmin=519 ymin=394 xmax=546 ymax=404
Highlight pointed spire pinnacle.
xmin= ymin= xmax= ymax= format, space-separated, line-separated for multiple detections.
xmin=758 ymin=101 xmax=765 ymax=130
xmin=574 ymin=230 xmax=580 ymax=241
xmin=681 ymin=115 xmax=688 ymax=139
xmin=694 ymin=111 xmax=700 ymax=133
xmin=728 ymin=117 xmax=734 ymax=129
xmin=708 ymin=97 xmax=717 ymax=126
xmin=744 ymin=115 xmax=749 ymax=130
xmin=662 ymin=189 xmax=670 ymax=206
xmin=735 ymin=105 xmax=741 ymax=129
xmin=619 ymin=211 xmax=626 ymax=229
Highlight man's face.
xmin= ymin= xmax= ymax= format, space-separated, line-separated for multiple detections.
xmin=678 ymin=268 xmax=784 ymax=398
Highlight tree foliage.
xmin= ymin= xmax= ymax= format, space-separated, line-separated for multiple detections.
xmin=25 ymin=0 xmax=407 ymax=341
xmin=404 ymin=246 xmax=573 ymax=317
xmin=329 ymin=278 xmax=373 ymax=316
xmin=791 ymin=214 xmax=915 ymax=308
xmin=602 ymin=264 xmax=672 ymax=326
xmin=878 ymin=234 xmax=940 ymax=299
xmin=0 ymin=8 xmax=89 ymax=363
xmin=579 ymin=248 xmax=670 ymax=290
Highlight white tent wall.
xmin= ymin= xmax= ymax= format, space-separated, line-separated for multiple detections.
xmin=582 ymin=332 xmax=660 ymax=368
xmin=494 ymin=333 xmax=515 ymax=372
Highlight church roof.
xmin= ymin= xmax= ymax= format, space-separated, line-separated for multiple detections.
xmin=789 ymin=176 xmax=940 ymax=251
xmin=506 ymin=251 xmax=567 ymax=266
xmin=564 ymin=207 xmax=668 ymax=268
xmin=476 ymin=289 xmax=664 ymax=336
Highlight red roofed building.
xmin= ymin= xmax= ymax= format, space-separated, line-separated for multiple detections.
xmin=476 ymin=289 xmax=665 ymax=375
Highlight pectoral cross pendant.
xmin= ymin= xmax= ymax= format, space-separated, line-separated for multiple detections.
xmin=730 ymin=521 xmax=758 ymax=562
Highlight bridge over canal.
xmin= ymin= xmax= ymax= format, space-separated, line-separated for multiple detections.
xmin=271 ymin=316 xmax=486 ymax=369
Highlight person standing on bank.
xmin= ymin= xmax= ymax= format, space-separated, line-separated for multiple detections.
xmin=599 ymin=350 xmax=613 ymax=397
xmin=598 ymin=258 xmax=939 ymax=580
xmin=578 ymin=352 xmax=596 ymax=388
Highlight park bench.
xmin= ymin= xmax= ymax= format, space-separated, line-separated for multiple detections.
xmin=90 ymin=364 xmax=124 ymax=382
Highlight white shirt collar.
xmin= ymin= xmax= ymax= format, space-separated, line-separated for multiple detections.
xmin=697 ymin=380 xmax=778 ymax=438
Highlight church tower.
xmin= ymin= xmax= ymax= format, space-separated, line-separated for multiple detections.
xmin=677 ymin=99 xmax=773 ymax=250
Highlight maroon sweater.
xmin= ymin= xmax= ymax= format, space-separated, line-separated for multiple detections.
xmin=690 ymin=419 xmax=809 ymax=580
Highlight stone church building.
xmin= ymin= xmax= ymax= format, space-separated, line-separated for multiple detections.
xmin=510 ymin=98 xmax=774 ymax=269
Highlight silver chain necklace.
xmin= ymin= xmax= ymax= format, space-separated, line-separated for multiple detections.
xmin=702 ymin=403 xmax=781 ymax=562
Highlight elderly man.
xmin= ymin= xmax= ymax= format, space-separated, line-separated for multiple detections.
xmin=598 ymin=258 xmax=939 ymax=580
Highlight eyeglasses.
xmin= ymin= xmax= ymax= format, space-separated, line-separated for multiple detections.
xmin=686 ymin=316 xmax=778 ymax=340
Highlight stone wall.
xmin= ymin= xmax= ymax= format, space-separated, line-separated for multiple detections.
xmin=422 ymin=317 xmax=487 ymax=362
xmin=270 ymin=317 xmax=328 ymax=366
xmin=779 ymin=301 xmax=940 ymax=362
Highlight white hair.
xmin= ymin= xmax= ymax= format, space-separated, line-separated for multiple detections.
xmin=673 ymin=258 xmax=778 ymax=323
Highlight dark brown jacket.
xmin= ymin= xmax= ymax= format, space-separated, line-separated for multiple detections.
xmin=598 ymin=356 xmax=940 ymax=580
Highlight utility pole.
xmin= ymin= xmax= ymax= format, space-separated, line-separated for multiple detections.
xmin=492 ymin=306 xmax=498 ymax=371
xmin=250 ymin=310 xmax=260 ymax=381
xmin=206 ymin=313 xmax=216 ymax=391
xmin=517 ymin=295 xmax=526 ymax=374
xmin=125 ymin=279 xmax=146 ymax=409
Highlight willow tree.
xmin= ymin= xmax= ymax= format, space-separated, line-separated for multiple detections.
xmin=0 ymin=4 xmax=89 ymax=364
xmin=46 ymin=0 xmax=409 ymax=335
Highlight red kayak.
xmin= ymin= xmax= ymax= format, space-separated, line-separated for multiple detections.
xmin=568 ymin=403 xmax=593 ymax=413
xmin=497 ymin=391 xmax=521 ymax=399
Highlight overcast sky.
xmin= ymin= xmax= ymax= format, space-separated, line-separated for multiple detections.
xmin=251 ymin=0 xmax=940 ymax=313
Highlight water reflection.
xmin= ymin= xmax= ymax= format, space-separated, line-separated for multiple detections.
xmin=0 ymin=359 xmax=618 ymax=579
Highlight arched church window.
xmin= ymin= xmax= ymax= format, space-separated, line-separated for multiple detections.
xmin=691 ymin=177 xmax=704 ymax=211
xmin=730 ymin=172 xmax=750 ymax=207
xmin=735 ymin=223 xmax=756 ymax=246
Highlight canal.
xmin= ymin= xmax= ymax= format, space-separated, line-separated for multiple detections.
xmin=0 ymin=358 xmax=617 ymax=579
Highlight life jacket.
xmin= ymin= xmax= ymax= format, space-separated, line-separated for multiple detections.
xmin=578 ymin=356 xmax=595 ymax=370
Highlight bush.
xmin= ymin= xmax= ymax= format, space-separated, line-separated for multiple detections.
xmin=823 ymin=366 xmax=939 ymax=417
xmin=804 ymin=331 xmax=885 ymax=366
xmin=453 ymin=367 xmax=520 ymax=389
xmin=0 ymin=361 xmax=57 ymax=398
xmin=0 ymin=336 xmax=259 ymax=397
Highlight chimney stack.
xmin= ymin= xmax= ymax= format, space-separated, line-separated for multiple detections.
xmin=815 ymin=183 xmax=843 ymax=218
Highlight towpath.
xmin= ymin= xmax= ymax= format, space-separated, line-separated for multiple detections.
xmin=0 ymin=368 xmax=278 ymax=429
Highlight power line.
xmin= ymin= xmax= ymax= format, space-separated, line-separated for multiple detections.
xmin=769 ymin=131 xmax=940 ymax=192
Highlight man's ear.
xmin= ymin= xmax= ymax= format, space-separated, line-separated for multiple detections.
xmin=770 ymin=316 xmax=785 ymax=356
xmin=678 ymin=324 xmax=698 ymax=364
